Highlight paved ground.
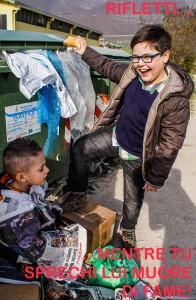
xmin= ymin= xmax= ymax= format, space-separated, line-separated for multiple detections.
xmin=88 ymin=81 xmax=196 ymax=297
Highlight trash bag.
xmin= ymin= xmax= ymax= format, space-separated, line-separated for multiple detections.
xmin=87 ymin=245 xmax=139 ymax=289
xmin=58 ymin=50 xmax=96 ymax=141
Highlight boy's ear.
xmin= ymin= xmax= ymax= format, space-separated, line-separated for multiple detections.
xmin=15 ymin=172 xmax=27 ymax=183
xmin=163 ymin=50 xmax=170 ymax=63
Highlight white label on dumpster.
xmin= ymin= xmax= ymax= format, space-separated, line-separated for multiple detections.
xmin=5 ymin=101 xmax=41 ymax=142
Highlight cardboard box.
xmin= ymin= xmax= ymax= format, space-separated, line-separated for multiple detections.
xmin=0 ymin=284 xmax=40 ymax=300
xmin=61 ymin=201 xmax=116 ymax=253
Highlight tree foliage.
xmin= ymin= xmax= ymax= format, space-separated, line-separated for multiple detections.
xmin=164 ymin=8 xmax=196 ymax=72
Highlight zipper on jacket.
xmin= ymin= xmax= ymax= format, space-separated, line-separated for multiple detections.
xmin=142 ymin=92 xmax=170 ymax=180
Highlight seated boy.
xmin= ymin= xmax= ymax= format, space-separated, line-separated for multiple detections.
xmin=0 ymin=138 xmax=88 ymax=298
xmin=0 ymin=137 xmax=62 ymax=263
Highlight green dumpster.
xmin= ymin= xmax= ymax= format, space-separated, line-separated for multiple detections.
xmin=0 ymin=32 xmax=131 ymax=183
xmin=0 ymin=30 xmax=69 ymax=184
xmin=90 ymin=46 xmax=131 ymax=96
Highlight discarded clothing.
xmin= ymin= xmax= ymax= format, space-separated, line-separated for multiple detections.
xmin=27 ymin=50 xmax=76 ymax=155
xmin=2 ymin=50 xmax=56 ymax=99
xmin=2 ymin=50 xmax=77 ymax=118
xmin=3 ymin=50 xmax=77 ymax=155
xmin=28 ymin=51 xmax=77 ymax=118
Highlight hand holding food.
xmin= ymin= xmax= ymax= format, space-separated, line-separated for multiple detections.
xmin=63 ymin=36 xmax=87 ymax=56
xmin=63 ymin=36 xmax=80 ymax=48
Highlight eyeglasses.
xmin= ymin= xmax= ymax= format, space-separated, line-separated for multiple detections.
xmin=130 ymin=52 xmax=162 ymax=63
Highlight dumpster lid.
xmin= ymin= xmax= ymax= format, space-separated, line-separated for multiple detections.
xmin=90 ymin=46 xmax=131 ymax=59
xmin=0 ymin=30 xmax=65 ymax=50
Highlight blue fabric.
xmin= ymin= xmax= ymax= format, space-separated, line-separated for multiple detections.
xmin=43 ymin=50 xmax=66 ymax=85
xmin=38 ymin=85 xmax=60 ymax=156
xmin=116 ymin=78 xmax=158 ymax=157
xmin=37 ymin=50 xmax=67 ymax=156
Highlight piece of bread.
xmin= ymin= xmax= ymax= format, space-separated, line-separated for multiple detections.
xmin=63 ymin=36 xmax=80 ymax=48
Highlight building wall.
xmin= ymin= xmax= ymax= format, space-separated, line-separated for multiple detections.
xmin=0 ymin=1 xmax=101 ymax=46
xmin=15 ymin=21 xmax=99 ymax=46
xmin=0 ymin=2 xmax=19 ymax=30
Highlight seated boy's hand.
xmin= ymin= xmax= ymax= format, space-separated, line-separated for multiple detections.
xmin=143 ymin=182 xmax=160 ymax=192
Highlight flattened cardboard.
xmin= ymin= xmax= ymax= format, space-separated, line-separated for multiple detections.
xmin=0 ymin=284 xmax=40 ymax=300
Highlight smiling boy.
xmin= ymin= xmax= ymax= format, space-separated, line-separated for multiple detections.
xmin=62 ymin=25 xmax=194 ymax=249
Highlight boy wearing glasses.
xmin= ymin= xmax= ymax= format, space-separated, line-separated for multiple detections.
xmin=62 ymin=25 xmax=194 ymax=249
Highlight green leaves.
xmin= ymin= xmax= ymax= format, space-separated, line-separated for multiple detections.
xmin=164 ymin=8 xmax=196 ymax=72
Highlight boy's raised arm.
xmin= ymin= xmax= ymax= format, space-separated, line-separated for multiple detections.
xmin=72 ymin=36 xmax=129 ymax=84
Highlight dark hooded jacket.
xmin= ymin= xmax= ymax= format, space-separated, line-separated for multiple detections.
xmin=0 ymin=173 xmax=62 ymax=262
xmin=82 ymin=47 xmax=194 ymax=186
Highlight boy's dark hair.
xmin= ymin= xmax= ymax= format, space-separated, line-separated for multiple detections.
xmin=3 ymin=138 xmax=42 ymax=179
xmin=131 ymin=24 xmax=171 ymax=53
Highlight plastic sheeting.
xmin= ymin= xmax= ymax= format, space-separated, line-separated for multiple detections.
xmin=87 ymin=245 xmax=139 ymax=289
xmin=58 ymin=50 xmax=96 ymax=141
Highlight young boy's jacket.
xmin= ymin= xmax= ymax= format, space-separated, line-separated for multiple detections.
xmin=82 ymin=47 xmax=194 ymax=187
xmin=0 ymin=173 xmax=62 ymax=262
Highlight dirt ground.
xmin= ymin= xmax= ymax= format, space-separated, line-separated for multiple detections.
xmin=88 ymin=82 xmax=196 ymax=296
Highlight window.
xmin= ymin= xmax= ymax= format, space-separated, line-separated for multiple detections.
xmin=50 ymin=19 xmax=72 ymax=33
xmin=89 ymin=32 xmax=101 ymax=40
xmin=37 ymin=14 xmax=46 ymax=27
xmin=72 ymin=26 xmax=88 ymax=37
xmin=0 ymin=15 xmax=7 ymax=29
xmin=16 ymin=8 xmax=48 ymax=27
xmin=62 ymin=22 xmax=72 ymax=33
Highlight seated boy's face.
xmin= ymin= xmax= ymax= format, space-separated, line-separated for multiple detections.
xmin=23 ymin=152 xmax=49 ymax=186
xmin=132 ymin=42 xmax=170 ymax=86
